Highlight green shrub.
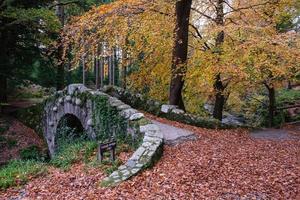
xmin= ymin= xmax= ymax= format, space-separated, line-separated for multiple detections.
xmin=0 ymin=160 xmax=47 ymax=190
xmin=277 ymin=89 xmax=300 ymax=106
xmin=20 ymin=145 xmax=46 ymax=161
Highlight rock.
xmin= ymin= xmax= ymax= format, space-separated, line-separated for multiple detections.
xmin=67 ymin=84 xmax=88 ymax=95
xmin=129 ymin=113 xmax=144 ymax=121
xmin=52 ymin=106 xmax=58 ymax=112
xmin=117 ymin=104 xmax=131 ymax=110
xmin=131 ymin=168 xmax=140 ymax=174
xmin=130 ymin=146 xmax=146 ymax=161
xmin=161 ymin=104 xmax=178 ymax=113
xmin=143 ymin=136 xmax=162 ymax=143
xmin=75 ymin=98 xmax=82 ymax=106
xmin=222 ymin=114 xmax=245 ymax=126
xmin=171 ymin=108 xmax=185 ymax=114
xmin=87 ymin=119 xmax=93 ymax=126
xmin=140 ymin=124 xmax=160 ymax=133
xmin=145 ymin=130 xmax=163 ymax=139
xmin=204 ymin=104 xmax=214 ymax=113
xmin=49 ymin=121 xmax=54 ymax=126
xmin=125 ymin=160 xmax=136 ymax=168
xmin=58 ymin=98 xmax=64 ymax=104
xmin=120 ymin=108 xmax=137 ymax=119
xmin=118 ymin=165 xmax=127 ymax=170
xmin=121 ymin=170 xmax=130 ymax=177
xmin=65 ymin=95 xmax=72 ymax=102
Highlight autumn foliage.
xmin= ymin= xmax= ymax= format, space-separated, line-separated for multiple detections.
xmin=63 ymin=0 xmax=300 ymax=125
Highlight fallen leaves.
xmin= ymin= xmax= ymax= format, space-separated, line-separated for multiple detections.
xmin=1 ymin=115 xmax=299 ymax=199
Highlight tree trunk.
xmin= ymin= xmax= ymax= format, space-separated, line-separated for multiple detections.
xmin=266 ymin=85 xmax=276 ymax=127
xmin=0 ymin=75 xmax=7 ymax=103
xmin=82 ymin=56 xmax=86 ymax=86
xmin=213 ymin=74 xmax=225 ymax=120
xmin=169 ymin=0 xmax=192 ymax=110
xmin=212 ymin=0 xmax=226 ymax=121
xmin=56 ymin=1 xmax=65 ymax=90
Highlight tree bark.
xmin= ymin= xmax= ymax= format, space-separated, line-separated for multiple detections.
xmin=213 ymin=74 xmax=225 ymax=120
xmin=266 ymin=85 xmax=276 ymax=127
xmin=169 ymin=0 xmax=192 ymax=110
xmin=0 ymin=75 xmax=7 ymax=103
xmin=212 ymin=0 xmax=226 ymax=121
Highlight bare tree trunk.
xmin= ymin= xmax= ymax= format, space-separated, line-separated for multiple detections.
xmin=169 ymin=0 xmax=192 ymax=110
xmin=212 ymin=0 xmax=226 ymax=121
xmin=265 ymin=84 xmax=276 ymax=127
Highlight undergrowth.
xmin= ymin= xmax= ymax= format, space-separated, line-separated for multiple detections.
xmin=0 ymin=160 xmax=47 ymax=190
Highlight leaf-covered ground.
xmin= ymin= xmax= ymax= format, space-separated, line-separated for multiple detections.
xmin=0 ymin=116 xmax=45 ymax=166
xmin=1 ymin=116 xmax=299 ymax=199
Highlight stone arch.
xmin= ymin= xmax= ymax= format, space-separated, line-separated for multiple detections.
xmin=43 ymin=84 xmax=95 ymax=156
xmin=55 ymin=113 xmax=85 ymax=147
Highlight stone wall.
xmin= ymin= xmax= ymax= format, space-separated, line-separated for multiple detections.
xmin=102 ymin=86 xmax=235 ymax=129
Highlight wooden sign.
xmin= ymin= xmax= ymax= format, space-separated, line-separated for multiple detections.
xmin=97 ymin=140 xmax=117 ymax=162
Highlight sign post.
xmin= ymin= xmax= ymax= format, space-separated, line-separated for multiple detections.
xmin=97 ymin=139 xmax=117 ymax=162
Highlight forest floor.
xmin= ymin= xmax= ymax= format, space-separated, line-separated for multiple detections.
xmin=1 ymin=114 xmax=299 ymax=200
xmin=0 ymin=115 xmax=45 ymax=167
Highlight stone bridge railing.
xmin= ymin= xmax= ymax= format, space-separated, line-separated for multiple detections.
xmin=43 ymin=84 xmax=163 ymax=186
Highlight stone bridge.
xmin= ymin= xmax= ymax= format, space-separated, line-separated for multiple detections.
xmin=43 ymin=84 xmax=163 ymax=186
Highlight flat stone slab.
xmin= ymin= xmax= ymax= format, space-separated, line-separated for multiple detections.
xmin=151 ymin=120 xmax=197 ymax=145
xmin=250 ymin=129 xmax=299 ymax=140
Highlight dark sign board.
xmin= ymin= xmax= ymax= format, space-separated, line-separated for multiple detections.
xmin=97 ymin=140 xmax=117 ymax=162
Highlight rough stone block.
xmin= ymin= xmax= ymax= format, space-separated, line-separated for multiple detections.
xmin=129 ymin=113 xmax=144 ymax=121
xmin=145 ymin=130 xmax=163 ymax=139
xmin=161 ymin=104 xmax=178 ymax=113
xmin=120 ymin=108 xmax=138 ymax=119
xmin=140 ymin=124 xmax=159 ymax=133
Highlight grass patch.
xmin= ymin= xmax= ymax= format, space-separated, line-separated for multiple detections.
xmin=0 ymin=160 xmax=47 ymax=190
xmin=50 ymin=140 xmax=97 ymax=170
xmin=20 ymin=145 xmax=47 ymax=161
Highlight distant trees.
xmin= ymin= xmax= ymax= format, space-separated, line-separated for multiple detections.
xmin=0 ymin=0 xmax=60 ymax=103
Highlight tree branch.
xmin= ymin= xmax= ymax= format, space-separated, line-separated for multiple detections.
xmin=189 ymin=23 xmax=211 ymax=50
xmin=223 ymin=1 xmax=273 ymax=15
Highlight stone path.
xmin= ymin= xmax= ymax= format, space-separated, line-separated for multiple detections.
xmin=250 ymin=127 xmax=300 ymax=140
xmin=151 ymin=120 xmax=197 ymax=145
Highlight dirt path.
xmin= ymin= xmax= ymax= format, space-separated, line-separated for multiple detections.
xmin=250 ymin=122 xmax=300 ymax=140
